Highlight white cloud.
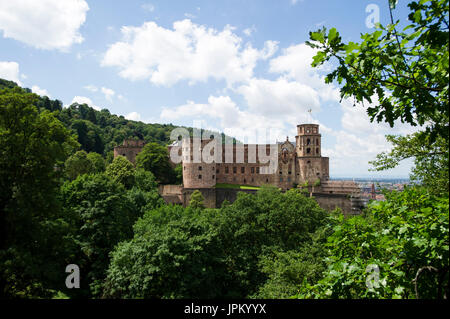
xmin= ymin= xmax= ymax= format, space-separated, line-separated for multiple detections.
xmin=243 ymin=26 xmax=256 ymax=37
xmin=70 ymin=96 xmax=101 ymax=110
xmin=160 ymin=95 xmax=310 ymax=144
xmin=101 ymin=87 xmax=115 ymax=101
xmin=0 ymin=61 xmax=21 ymax=85
xmin=184 ymin=13 xmax=196 ymax=19
xmin=102 ymin=19 xmax=278 ymax=86
xmin=84 ymin=85 xmax=98 ymax=92
xmin=141 ymin=3 xmax=155 ymax=12
xmin=0 ymin=0 xmax=89 ymax=51
xmin=237 ymin=77 xmax=320 ymax=118
xmin=31 ymin=85 xmax=51 ymax=97
xmin=125 ymin=112 xmax=141 ymax=121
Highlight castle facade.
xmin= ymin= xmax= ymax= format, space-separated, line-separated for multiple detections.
xmin=178 ymin=124 xmax=329 ymax=190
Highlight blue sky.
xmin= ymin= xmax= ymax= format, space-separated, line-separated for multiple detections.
xmin=0 ymin=0 xmax=416 ymax=178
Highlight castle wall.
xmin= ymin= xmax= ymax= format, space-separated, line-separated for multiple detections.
xmin=113 ymin=139 xmax=145 ymax=164
xmin=297 ymin=156 xmax=329 ymax=184
xmin=312 ymin=193 xmax=353 ymax=215
xmin=113 ymin=146 xmax=143 ymax=164
xmin=182 ymin=188 xmax=217 ymax=208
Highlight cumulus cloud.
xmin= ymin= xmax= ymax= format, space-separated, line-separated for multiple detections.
xmin=269 ymin=43 xmax=339 ymax=102
xmin=0 ymin=61 xmax=21 ymax=85
xmin=125 ymin=112 xmax=142 ymax=121
xmin=0 ymin=0 xmax=89 ymax=51
xmin=84 ymin=85 xmax=98 ymax=92
xmin=31 ymin=85 xmax=51 ymax=97
xmin=237 ymin=77 xmax=320 ymax=118
xmin=160 ymin=95 xmax=313 ymax=144
xmin=101 ymin=87 xmax=115 ymax=102
xmin=141 ymin=3 xmax=155 ymax=12
xmin=70 ymin=96 xmax=101 ymax=111
xmin=243 ymin=26 xmax=256 ymax=37
xmin=102 ymin=19 xmax=278 ymax=86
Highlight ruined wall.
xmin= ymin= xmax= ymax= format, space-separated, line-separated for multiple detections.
xmin=182 ymin=188 xmax=217 ymax=208
xmin=312 ymin=193 xmax=355 ymax=216
xmin=297 ymin=157 xmax=329 ymax=184
xmin=113 ymin=140 xmax=145 ymax=164
xmin=215 ymin=188 xmax=258 ymax=207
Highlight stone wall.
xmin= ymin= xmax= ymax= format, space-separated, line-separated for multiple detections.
xmin=158 ymin=184 xmax=363 ymax=215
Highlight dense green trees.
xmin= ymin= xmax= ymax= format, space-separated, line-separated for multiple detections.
xmin=105 ymin=156 xmax=135 ymax=189
xmin=297 ymin=187 xmax=449 ymax=299
xmin=135 ymin=142 xmax=176 ymax=184
xmin=189 ymin=190 xmax=205 ymax=209
xmin=307 ymin=0 xmax=449 ymax=185
xmin=104 ymin=187 xmax=329 ymax=298
xmin=0 ymin=88 xmax=78 ymax=297
xmin=299 ymin=0 xmax=449 ymax=299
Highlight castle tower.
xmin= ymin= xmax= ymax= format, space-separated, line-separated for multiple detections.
xmin=295 ymin=124 xmax=321 ymax=157
xmin=295 ymin=124 xmax=329 ymax=184
xmin=182 ymin=138 xmax=217 ymax=189
xmin=113 ymin=139 xmax=145 ymax=165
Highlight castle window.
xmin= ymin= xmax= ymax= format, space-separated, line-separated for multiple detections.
xmin=266 ymin=178 xmax=269 ymax=183
xmin=212 ymin=175 xmax=215 ymax=179
xmin=307 ymin=160 xmax=311 ymax=164
xmin=184 ymin=166 xmax=186 ymax=170
xmin=198 ymin=175 xmax=202 ymax=179
xmin=225 ymin=167 xmax=229 ymax=173
xmin=307 ymin=148 xmax=311 ymax=154
xmin=316 ymin=139 xmax=319 ymax=145
xmin=198 ymin=166 xmax=202 ymax=171
xmin=279 ymin=171 xmax=282 ymax=174
xmin=288 ymin=171 xmax=292 ymax=175
xmin=244 ymin=178 xmax=246 ymax=183
xmin=251 ymin=178 xmax=254 ymax=182
xmin=307 ymin=138 xmax=310 ymax=145
xmin=256 ymin=167 xmax=260 ymax=174
xmin=233 ymin=167 xmax=237 ymax=174
xmin=316 ymin=148 xmax=319 ymax=154
xmin=280 ymin=177 xmax=283 ymax=182
xmin=216 ymin=168 xmax=219 ymax=173
xmin=251 ymin=167 xmax=255 ymax=174
xmin=317 ymin=173 xmax=320 ymax=176
xmin=288 ymin=177 xmax=291 ymax=182
xmin=241 ymin=167 xmax=245 ymax=173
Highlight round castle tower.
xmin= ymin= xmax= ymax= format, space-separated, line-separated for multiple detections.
xmin=182 ymin=138 xmax=216 ymax=188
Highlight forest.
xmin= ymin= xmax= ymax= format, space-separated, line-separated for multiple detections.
xmin=0 ymin=0 xmax=448 ymax=299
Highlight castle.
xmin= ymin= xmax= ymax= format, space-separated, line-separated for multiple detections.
xmin=114 ymin=124 xmax=366 ymax=215
xmin=178 ymin=124 xmax=330 ymax=190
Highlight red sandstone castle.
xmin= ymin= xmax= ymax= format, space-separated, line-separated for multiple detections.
xmin=178 ymin=124 xmax=330 ymax=190
xmin=114 ymin=123 xmax=364 ymax=213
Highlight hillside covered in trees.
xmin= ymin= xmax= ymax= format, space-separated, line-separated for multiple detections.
xmin=0 ymin=78 xmax=185 ymax=160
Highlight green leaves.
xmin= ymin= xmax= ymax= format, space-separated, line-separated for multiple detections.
xmin=306 ymin=0 xmax=449 ymax=143
xmin=297 ymin=186 xmax=449 ymax=299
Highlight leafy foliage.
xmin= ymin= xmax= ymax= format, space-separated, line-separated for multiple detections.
xmin=105 ymin=155 xmax=135 ymax=189
xmin=0 ymin=87 xmax=78 ymax=298
xmin=307 ymin=0 xmax=449 ymax=141
xmin=189 ymin=190 xmax=205 ymax=209
xmin=103 ymin=187 xmax=329 ymax=298
xmin=135 ymin=142 xmax=176 ymax=184
xmin=297 ymin=187 xmax=449 ymax=299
